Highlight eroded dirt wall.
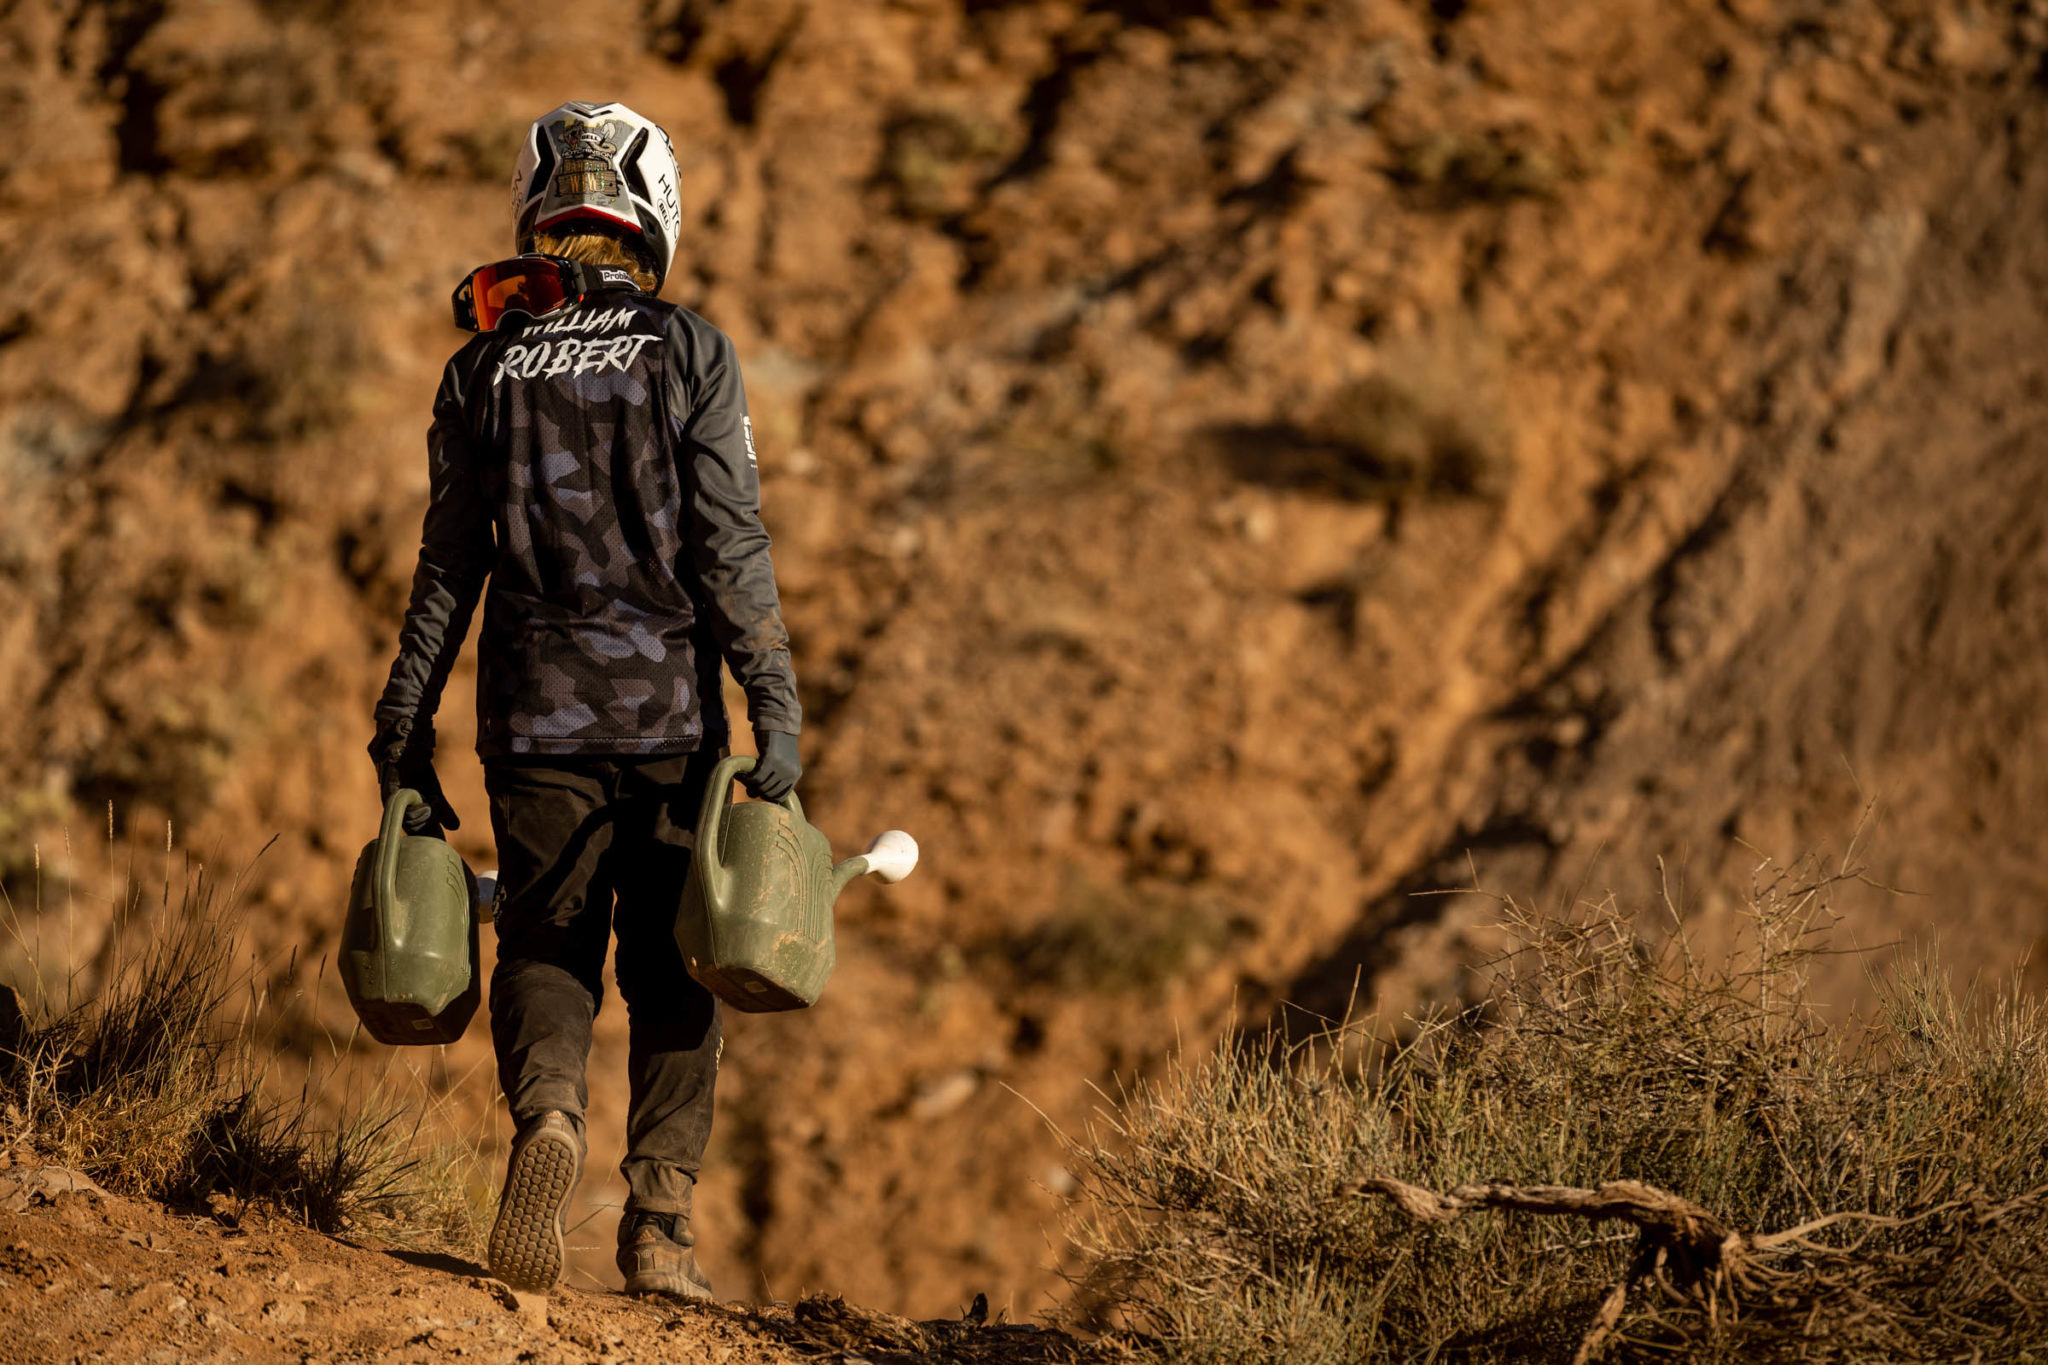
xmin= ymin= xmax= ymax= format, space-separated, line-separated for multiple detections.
xmin=6 ymin=0 xmax=2048 ymax=1316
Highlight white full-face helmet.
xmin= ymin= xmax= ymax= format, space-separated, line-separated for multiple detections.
xmin=512 ymin=101 xmax=682 ymax=290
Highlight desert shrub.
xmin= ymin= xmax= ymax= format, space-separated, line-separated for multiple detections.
xmin=984 ymin=884 xmax=1256 ymax=995
xmin=1314 ymin=329 xmax=1513 ymax=502
xmin=1387 ymin=129 xmax=1562 ymax=207
xmin=0 ymin=861 xmax=482 ymax=1245
xmin=879 ymin=105 xmax=1010 ymax=217
xmin=1065 ymin=856 xmax=2048 ymax=1362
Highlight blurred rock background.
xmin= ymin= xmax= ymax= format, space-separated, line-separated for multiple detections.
xmin=7 ymin=0 xmax=2048 ymax=1317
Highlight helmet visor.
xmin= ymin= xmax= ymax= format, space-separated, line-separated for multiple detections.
xmin=453 ymin=255 xmax=583 ymax=332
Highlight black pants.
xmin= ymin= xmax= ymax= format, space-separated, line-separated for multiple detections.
xmin=486 ymin=751 xmax=721 ymax=1218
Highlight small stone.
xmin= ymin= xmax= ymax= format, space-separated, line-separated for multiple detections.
xmin=0 ymin=1166 xmax=110 ymax=1212
xmin=910 ymin=1070 xmax=979 ymax=1119
xmin=1240 ymin=503 xmax=1277 ymax=543
xmin=262 ymin=1299 xmax=306 ymax=1327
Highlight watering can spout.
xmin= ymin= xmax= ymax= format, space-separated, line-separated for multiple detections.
xmin=676 ymin=758 xmax=919 ymax=1013
xmin=829 ymin=830 xmax=921 ymax=898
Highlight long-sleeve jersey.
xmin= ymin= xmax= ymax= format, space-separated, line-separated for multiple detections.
xmin=375 ymin=287 xmax=801 ymax=758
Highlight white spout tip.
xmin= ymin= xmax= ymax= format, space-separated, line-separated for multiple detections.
xmin=863 ymin=830 xmax=919 ymax=884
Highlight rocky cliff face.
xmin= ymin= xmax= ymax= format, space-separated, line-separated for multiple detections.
xmin=8 ymin=0 xmax=2048 ymax=1317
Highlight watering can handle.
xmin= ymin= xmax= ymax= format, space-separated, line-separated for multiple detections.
xmin=374 ymin=788 xmax=425 ymax=950
xmin=696 ymin=755 xmax=806 ymax=895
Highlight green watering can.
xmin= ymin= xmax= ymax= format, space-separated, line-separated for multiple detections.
xmin=677 ymin=754 xmax=919 ymax=1013
xmin=341 ymin=788 xmax=482 ymax=1046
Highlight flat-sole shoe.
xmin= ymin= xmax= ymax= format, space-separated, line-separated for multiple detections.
xmin=488 ymin=1117 xmax=580 ymax=1291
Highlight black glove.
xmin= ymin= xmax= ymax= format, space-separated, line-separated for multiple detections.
xmin=369 ymin=714 xmax=461 ymax=834
xmin=743 ymin=729 xmax=802 ymax=802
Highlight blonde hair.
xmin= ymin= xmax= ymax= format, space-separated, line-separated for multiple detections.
xmin=530 ymin=228 xmax=660 ymax=292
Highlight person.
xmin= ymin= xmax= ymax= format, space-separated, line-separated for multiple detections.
xmin=369 ymin=100 xmax=802 ymax=1300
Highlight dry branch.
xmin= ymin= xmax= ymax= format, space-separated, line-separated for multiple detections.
xmin=1347 ymin=1177 xmax=1775 ymax=1362
xmin=1346 ymin=1175 xmax=2048 ymax=1363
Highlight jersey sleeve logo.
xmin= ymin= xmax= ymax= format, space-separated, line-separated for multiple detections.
xmin=742 ymin=416 xmax=757 ymax=465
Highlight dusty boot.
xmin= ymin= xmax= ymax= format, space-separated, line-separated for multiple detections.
xmin=488 ymin=1111 xmax=583 ymax=1292
xmin=617 ymin=1210 xmax=714 ymax=1300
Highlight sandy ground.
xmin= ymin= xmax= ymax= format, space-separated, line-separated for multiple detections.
xmin=0 ymin=1165 xmax=1078 ymax=1365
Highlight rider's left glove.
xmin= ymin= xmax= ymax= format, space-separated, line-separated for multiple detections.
xmin=369 ymin=714 xmax=461 ymax=835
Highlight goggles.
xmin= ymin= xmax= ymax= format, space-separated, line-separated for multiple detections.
xmin=451 ymin=254 xmax=640 ymax=332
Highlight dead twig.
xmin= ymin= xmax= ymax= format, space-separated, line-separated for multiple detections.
xmin=1344 ymin=1177 xmax=1778 ymax=1361
xmin=1347 ymin=1176 xmax=2048 ymax=1361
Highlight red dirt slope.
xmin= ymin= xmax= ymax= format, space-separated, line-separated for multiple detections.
xmin=7 ymin=0 xmax=2048 ymax=1320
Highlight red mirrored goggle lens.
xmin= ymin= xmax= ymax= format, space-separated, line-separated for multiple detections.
xmin=453 ymin=257 xmax=577 ymax=332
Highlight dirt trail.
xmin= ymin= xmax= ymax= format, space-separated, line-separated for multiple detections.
xmin=0 ymin=1166 xmax=1076 ymax=1365
xmin=8 ymin=0 xmax=2048 ymax=1323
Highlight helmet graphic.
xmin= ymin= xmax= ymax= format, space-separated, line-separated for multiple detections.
xmin=512 ymin=102 xmax=682 ymax=290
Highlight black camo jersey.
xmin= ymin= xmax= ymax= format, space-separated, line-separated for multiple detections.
xmin=376 ymin=287 xmax=801 ymax=759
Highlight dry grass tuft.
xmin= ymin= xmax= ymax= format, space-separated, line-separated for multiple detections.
xmin=1063 ymin=852 xmax=2048 ymax=1362
xmin=0 ymin=858 xmax=482 ymax=1244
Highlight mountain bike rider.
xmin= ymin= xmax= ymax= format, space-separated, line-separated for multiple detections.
xmin=369 ymin=100 xmax=802 ymax=1300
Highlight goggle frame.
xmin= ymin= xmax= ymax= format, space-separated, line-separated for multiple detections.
xmin=452 ymin=254 xmax=639 ymax=332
